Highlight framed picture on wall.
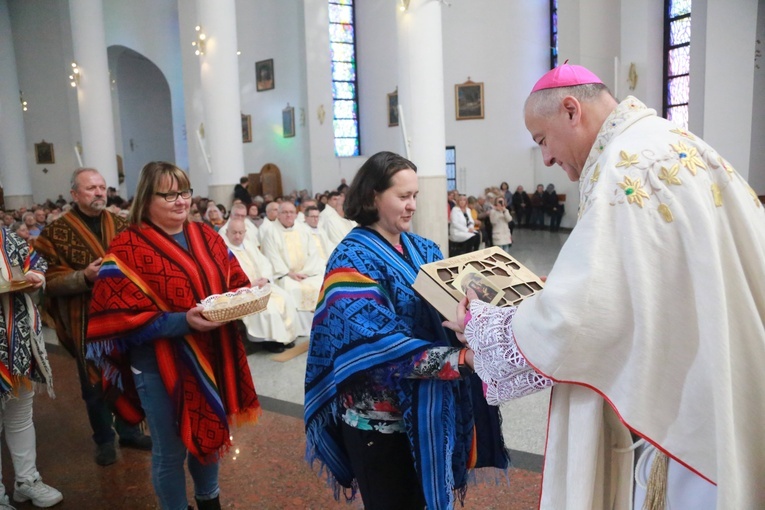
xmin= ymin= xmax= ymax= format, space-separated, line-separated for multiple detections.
xmin=255 ymin=59 xmax=274 ymax=92
xmin=387 ymin=89 xmax=399 ymax=127
xmin=455 ymin=80 xmax=484 ymax=120
xmin=242 ymin=113 xmax=252 ymax=143
xmin=34 ymin=140 xmax=55 ymax=164
xmin=283 ymin=105 xmax=295 ymax=138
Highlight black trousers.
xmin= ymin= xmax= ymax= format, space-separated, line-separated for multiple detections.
xmin=341 ymin=422 xmax=426 ymax=510
xmin=449 ymin=233 xmax=480 ymax=257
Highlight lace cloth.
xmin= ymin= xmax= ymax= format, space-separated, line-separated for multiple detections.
xmin=464 ymin=300 xmax=554 ymax=405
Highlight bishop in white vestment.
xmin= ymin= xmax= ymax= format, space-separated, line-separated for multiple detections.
xmin=446 ymin=64 xmax=765 ymax=509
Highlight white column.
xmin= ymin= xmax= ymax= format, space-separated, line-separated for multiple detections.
xmin=397 ymin=0 xmax=448 ymax=251
xmin=0 ymin=0 xmax=33 ymax=208
xmin=196 ymin=0 xmax=245 ymax=208
xmin=69 ymin=0 xmax=118 ymax=187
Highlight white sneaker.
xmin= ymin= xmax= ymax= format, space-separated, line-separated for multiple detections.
xmin=0 ymin=494 xmax=16 ymax=510
xmin=13 ymin=478 xmax=62 ymax=508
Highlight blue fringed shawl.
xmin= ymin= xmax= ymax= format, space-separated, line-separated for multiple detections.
xmin=304 ymin=227 xmax=509 ymax=509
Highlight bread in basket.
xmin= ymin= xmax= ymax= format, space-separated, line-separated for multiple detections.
xmin=199 ymin=285 xmax=271 ymax=322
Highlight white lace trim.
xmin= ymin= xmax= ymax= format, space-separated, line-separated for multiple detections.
xmin=465 ymin=300 xmax=554 ymax=406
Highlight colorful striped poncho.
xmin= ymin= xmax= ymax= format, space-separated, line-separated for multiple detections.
xmin=34 ymin=208 xmax=126 ymax=366
xmin=304 ymin=227 xmax=509 ymax=509
xmin=0 ymin=230 xmax=51 ymax=397
xmin=86 ymin=221 xmax=260 ymax=461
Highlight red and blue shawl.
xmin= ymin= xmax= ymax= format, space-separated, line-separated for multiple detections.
xmin=304 ymin=227 xmax=509 ymax=509
xmin=86 ymin=221 xmax=260 ymax=462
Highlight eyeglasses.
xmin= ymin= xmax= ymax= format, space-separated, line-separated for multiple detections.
xmin=155 ymin=189 xmax=193 ymax=202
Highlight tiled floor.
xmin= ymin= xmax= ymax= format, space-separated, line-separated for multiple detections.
xmin=3 ymin=228 xmax=567 ymax=509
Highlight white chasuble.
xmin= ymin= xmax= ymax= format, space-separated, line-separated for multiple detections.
xmin=469 ymin=98 xmax=765 ymax=509
xmin=261 ymin=221 xmax=325 ymax=312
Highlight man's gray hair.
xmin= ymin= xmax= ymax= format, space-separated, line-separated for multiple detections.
xmin=70 ymin=168 xmax=101 ymax=190
xmin=524 ymin=83 xmax=613 ymax=118
xmin=230 ymin=202 xmax=247 ymax=214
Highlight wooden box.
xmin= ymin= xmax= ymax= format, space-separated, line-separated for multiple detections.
xmin=413 ymin=247 xmax=544 ymax=323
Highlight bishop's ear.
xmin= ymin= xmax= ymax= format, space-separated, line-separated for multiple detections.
xmin=561 ymin=96 xmax=581 ymax=124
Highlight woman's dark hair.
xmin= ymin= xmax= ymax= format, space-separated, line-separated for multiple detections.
xmin=500 ymin=182 xmax=509 ymax=190
xmin=345 ymin=151 xmax=416 ymax=226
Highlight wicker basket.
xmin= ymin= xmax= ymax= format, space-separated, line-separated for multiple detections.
xmin=200 ymin=286 xmax=271 ymax=322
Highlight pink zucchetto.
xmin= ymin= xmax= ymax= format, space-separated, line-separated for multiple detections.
xmin=531 ymin=61 xmax=604 ymax=93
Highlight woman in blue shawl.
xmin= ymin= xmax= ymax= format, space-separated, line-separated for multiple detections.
xmin=304 ymin=152 xmax=509 ymax=510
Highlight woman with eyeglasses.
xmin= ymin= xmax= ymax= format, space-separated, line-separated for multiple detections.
xmin=85 ymin=162 xmax=261 ymax=510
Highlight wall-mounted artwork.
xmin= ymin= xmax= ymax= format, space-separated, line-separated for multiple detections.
xmin=242 ymin=113 xmax=252 ymax=143
xmin=256 ymin=59 xmax=274 ymax=92
xmin=283 ymin=105 xmax=295 ymax=138
xmin=455 ymin=80 xmax=484 ymax=120
xmin=387 ymin=89 xmax=399 ymax=127
xmin=34 ymin=140 xmax=55 ymax=164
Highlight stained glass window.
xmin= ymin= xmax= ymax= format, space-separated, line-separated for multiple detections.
xmin=663 ymin=0 xmax=692 ymax=129
xmin=446 ymin=146 xmax=457 ymax=191
xmin=329 ymin=0 xmax=360 ymax=157
xmin=550 ymin=0 xmax=558 ymax=69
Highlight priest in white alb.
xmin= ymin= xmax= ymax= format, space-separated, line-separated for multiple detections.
xmin=257 ymin=201 xmax=279 ymax=245
xmin=319 ymin=191 xmax=356 ymax=245
xmin=222 ymin=218 xmax=302 ymax=353
xmin=218 ymin=203 xmax=260 ymax=249
xmin=303 ymin=205 xmax=335 ymax=263
xmin=261 ymin=201 xmax=325 ymax=327
xmin=444 ymin=64 xmax=765 ymax=509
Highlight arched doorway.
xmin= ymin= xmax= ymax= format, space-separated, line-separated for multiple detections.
xmin=108 ymin=46 xmax=174 ymax=199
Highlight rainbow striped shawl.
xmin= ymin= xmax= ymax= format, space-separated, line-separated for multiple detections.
xmin=86 ymin=221 xmax=260 ymax=461
xmin=304 ymin=227 xmax=509 ymax=509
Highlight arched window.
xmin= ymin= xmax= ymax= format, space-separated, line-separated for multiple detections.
xmin=663 ymin=0 xmax=692 ymax=128
xmin=328 ymin=0 xmax=360 ymax=157
xmin=550 ymin=0 xmax=558 ymax=69
xmin=446 ymin=146 xmax=456 ymax=191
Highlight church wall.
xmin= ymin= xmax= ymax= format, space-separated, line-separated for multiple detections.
xmin=103 ymin=0 xmax=187 ymax=185
xmin=619 ymin=0 xmax=664 ymax=112
xmin=690 ymin=0 xmax=757 ymax=180
xmin=303 ymin=0 xmax=366 ymax=195
xmin=8 ymin=0 xmax=79 ymax=204
xmin=750 ymin=0 xmax=765 ymax=193
xmin=353 ymin=1 xmax=551 ymax=201
xmin=235 ymin=0 xmax=312 ymax=196
xmin=6 ymin=0 xmax=763 ymax=206
xmin=355 ymin=2 xmax=404 ymax=163
xmin=440 ymin=1 xmax=549 ymax=199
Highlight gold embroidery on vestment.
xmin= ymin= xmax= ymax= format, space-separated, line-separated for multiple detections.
xmin=658 ymin=204 xmax=674 ymax=223
xmin=671 ymin=141 xmax=706 ymax=176
xmin=615 ymin=151 xmax=639 ymax=168
xmin=658 ymin=164 xmax=682 ymax=186
xmin=618 ymin=176 xmax=650 ymax=208
xmin=711 ymin=184 xmax=723 ymax=207
xmin=591 ymin=164 xmax=600 ymax=183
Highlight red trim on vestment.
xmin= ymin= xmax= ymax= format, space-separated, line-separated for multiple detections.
xmin=513 ymin=332 xmax=716 ymax=488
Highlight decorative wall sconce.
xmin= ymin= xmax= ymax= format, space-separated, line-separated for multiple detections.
xmin=399 ymin=0 xmax=410 ymax=11
xmin=192 ymin=25 xmax=207 ymax=56
xmin=19 ymin=91 xmax=28 ymax=112
xmin=69 ymin=62 xmax=80 ymax=87
xmin=628 ymin=63 xmax=638 ymax=91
